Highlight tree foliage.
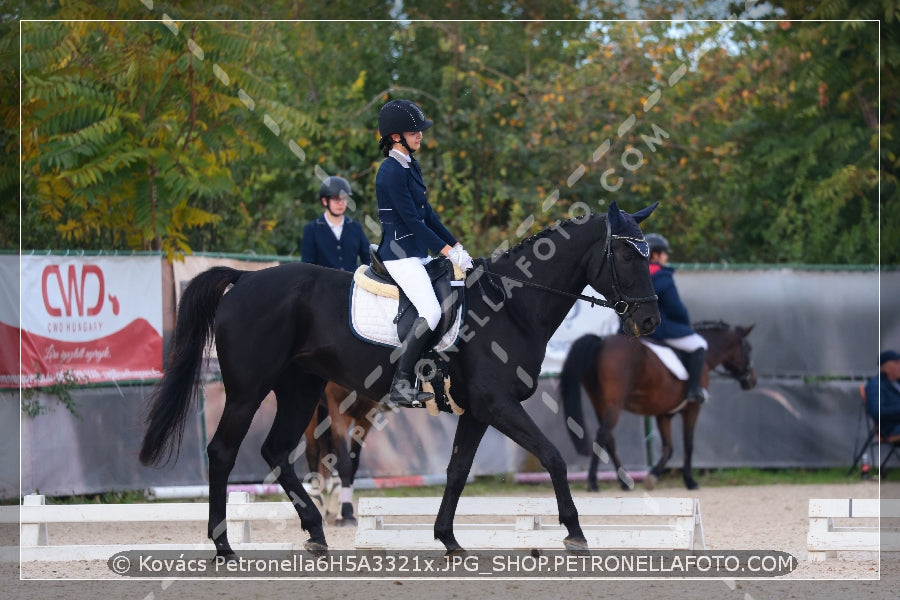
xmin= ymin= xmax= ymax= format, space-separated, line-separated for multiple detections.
xmin=3 ymin=0 xmax=890 ymax=264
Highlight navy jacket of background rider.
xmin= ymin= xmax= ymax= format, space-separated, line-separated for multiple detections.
xmin=375 ymin=156 xmax=457 ymax=261
xmin=865 ymin=372 xmax=900 ymax=437
xmin=301 ymin=215 xmax=370 ymax=272
xmin=647 ymin=263 xmax=695 ymax=340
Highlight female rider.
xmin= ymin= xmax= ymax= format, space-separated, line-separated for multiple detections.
xmin=375 ymin=99 xmax=473 ymax=407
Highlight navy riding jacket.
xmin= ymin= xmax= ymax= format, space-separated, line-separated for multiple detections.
xmin=647 ymin=263 xmax=696 ymax=340
xmin=375 ymin=155 xmax=457 ymax=261
xmin=301 ymin=215 xmax=370 ymax=272
xmin=865 ymin=373 xmax=900 ymax=437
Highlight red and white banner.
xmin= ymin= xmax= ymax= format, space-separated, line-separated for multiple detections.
xmin=0 ymin=255 xmax=163 ymax=388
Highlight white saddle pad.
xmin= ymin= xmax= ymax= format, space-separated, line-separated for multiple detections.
xmin=349 ymin=281 xmax=463 ymax=352
xmin=640 ymin=339 xmax=688 ymax=380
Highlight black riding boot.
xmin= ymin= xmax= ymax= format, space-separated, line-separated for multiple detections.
xmin=389 ymin=317 xmax=435 ymax=408
xmin=683 ymin=348 xmax=709 ymax=404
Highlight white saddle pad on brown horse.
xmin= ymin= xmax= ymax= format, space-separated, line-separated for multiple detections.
xmin=640 ymin=339 xmax=688 ymax=380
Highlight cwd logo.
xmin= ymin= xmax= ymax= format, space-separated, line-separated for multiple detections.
xmin=41 ymin=264 xmax=120 ymax=317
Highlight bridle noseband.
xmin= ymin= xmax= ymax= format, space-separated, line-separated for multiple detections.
xmin=475 ymin=218 xmax=658 ymax=320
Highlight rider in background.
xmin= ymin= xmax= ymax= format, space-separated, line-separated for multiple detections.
xmin=301 ymin=176 xmax=370 ymax=271
xmin=375 ymin=99 xmax=473 ymax=407
xmin=645 ymin=233 xmax=709 ymax=404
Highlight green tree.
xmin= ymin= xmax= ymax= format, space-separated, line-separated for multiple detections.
xmin=18 ymin=16 xmax=322 ymax=258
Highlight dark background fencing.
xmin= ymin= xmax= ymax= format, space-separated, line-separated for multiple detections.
xmin=9 ymin=262 xmax=898 ymax=497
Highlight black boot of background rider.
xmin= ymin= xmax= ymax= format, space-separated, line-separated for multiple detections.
xmin=683 ymin=347 xmax=709 ymax=404
xmin=389 ymin=316 xmax=435 ymax=407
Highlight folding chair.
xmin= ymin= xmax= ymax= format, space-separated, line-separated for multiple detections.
xmin=849 ymin=383 xmax=900 ymax=478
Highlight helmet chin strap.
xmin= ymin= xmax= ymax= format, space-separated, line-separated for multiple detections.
xmin=396 ymin=135 xmax=415 ymax=155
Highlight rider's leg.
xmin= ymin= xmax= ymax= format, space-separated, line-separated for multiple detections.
xmin=383 ymin=258 xmax=440 ymax=407
xmin=666 ymin=333 xmax=709 ymax=404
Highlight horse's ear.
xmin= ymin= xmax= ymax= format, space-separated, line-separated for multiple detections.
xmin=739 ymin=324 xmax=755 ymax=336
xmin=630 ymin=202 xmax=659 ymax=224
xmin=607 ymin=201 xmax=624 ymax=228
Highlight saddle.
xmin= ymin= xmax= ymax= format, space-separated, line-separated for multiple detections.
xmin=349 ymin=246 xmax=466 ymax=415
xmin=364 ymin=246 xmax=462 ymax=344
xmin=639 ymin=338 xmax=688 ymax=381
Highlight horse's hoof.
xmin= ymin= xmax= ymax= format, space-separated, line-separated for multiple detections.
xmin=304 ymin=539 xmax=329 ymax=557
xmin=337 ymin=517 xmax=357 ymax=527
xmin=444 ymin=546 xmax=467 ymax=558
xmin=586 ymin=483 xmax=599 ymax=492
xmin=685 ymin=480 xmax=700 ymax=491
xmin=564 ymin=536 xmax=589 ymax=555
xmin=644 ymin=474 xmax=658 ymax=490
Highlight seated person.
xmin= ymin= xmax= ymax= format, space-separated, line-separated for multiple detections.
xmin=865 ymin=349 xmax=900 ymax=437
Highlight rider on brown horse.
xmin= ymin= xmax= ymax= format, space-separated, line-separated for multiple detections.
xmin=645 ymin=233 xmax=708 ymax=404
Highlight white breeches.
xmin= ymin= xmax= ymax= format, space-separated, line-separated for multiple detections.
xmin=383 ymin=257 xmax=441 ymax=331
xmin=664 ymin=333 xmax=708 ymax=352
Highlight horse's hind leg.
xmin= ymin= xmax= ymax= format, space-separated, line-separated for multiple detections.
xmin=680 ymin=405 xmax=702 ymax=490
xmin=598 ymin=423 xmax=632 ymax=491
xmin=206 ymin=389 xmax=267 ymax=557
xmin=645 ymin=414 xmax=675 ymax=490
xmin=326 ymin=386 xmax=363 ymax=525
xmin=588 ymin=410 xmax=627 ymax=491
xmin=262 ymin=371 xmax=328 ymax=554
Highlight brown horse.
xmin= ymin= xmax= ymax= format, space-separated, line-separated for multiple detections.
xmin=560 ymin=321 xmax=756 ymax=491
xmin=303 ymin=382 xmax=381 ymax=526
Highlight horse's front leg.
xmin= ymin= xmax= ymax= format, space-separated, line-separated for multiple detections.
xmin=680 ymin=405 xmax=702 ymax=490
xmin=434 ymin=412 xmax=488 ymax=555
xmin=645 ymin=414 xmax=674 ymax=490
xmin=483 ymin=399 xmax=587 ymax=553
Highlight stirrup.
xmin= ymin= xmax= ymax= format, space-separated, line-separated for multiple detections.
xmin=685 ymin=388 xmax=709 ymax=404
xmin=389 ymin=380 xmax=434 ymax=408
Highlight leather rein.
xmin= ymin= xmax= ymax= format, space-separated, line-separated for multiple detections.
xmin=474 ymin=218 xmax=658 ymax=318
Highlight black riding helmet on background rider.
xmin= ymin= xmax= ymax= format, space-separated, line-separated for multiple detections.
xmin=319 ymin=175 xmax=352 ymax=201
xmin=645 ymin=233 xmax=672 ymax=256
xmin=378 ymin=99 xmax=433 ymax=157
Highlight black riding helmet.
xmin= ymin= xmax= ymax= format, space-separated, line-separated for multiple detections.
xmin=319 ymin=176 xmax=352 ymax=200
xmin=378 ymin=99 xmax=433 ymax=137
xmin=645 ymin=233 xmax=672 ymax=255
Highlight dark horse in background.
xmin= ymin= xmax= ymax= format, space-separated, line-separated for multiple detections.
xmin=560 ymin=321 xmax=756 ymax=491
xmin=303 ymin=382 xmax=380 ymax=526
xmin=139 ymin=201 xmax=660 ymax=557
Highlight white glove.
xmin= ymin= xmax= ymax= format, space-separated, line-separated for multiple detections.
xmin=448 ymin=245 xmax=474 ymax=271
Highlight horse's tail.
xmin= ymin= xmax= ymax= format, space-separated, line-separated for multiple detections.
xmin=559 ymin=334 xmax=605 ymax=456
xmin=139 ymin=266 xmax=244 ymax=467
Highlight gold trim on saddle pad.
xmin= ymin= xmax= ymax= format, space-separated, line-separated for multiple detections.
xmin=353 ymin=265 xmax=400 ymax=299
xmin=353 ymin=263 xmax=466 ymax=300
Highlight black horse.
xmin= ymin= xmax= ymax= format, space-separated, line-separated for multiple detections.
xmin=139 ymin=201 xmax=660 ymax=557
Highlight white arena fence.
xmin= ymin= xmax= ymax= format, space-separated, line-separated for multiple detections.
xmin=0 ymin=492 xmax=296 ymax=562
xmin=807 ymin=498 xmax=900 ymax=562
xmin=355 ymin=496 xmax=705 ymax=551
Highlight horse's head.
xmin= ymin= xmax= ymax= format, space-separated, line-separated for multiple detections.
xmin=721 ymin=324 xmax=757 ymax=390
xmin=586 ymin=201 xmax=660 ymax=338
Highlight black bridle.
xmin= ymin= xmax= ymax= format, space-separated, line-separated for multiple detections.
xmin=473 ymin=218 xmax=658 ymax=320
xmin=716 ymin=334 xmax=755 ymax=387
